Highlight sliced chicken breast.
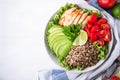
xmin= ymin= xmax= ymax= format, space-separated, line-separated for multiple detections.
xmin=82 ymin=15 xmax=91 ymax=29
xmin=61 ymin=8 xmax=76 ymax=18
xmin=59 ymin=17 xmax=65 ymax=26
xmin=59 ymin=8 xmax=76 ymax=25
xmin=73 ymin=10 xmax=84 ymax=25
xmin=64 ymin=9 xmax=80 ymax=26
xmin=78 ymin=12 xmax=89 ymax=24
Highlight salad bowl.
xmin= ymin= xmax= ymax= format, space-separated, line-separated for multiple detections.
xmin=44 ymin=2 xmax=113 ymax=73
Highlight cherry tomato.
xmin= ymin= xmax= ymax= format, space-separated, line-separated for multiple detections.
xmin=97 ymin=30 xmax=107 ymax=38
xmin=97 ymin=39 xmax=104 ymax=46
xmin=103 ymin=30 xmax=111 ymax=41
xmin=90 ymin=33 xmax=98 ymax=42
xmin=100 ymin=23 xmax=111 ymax=30
xmin=96 ymin=18 xmax=107 ymax=25
xmin=110 ymin=76 xmax=120 ymax=80
xmin=88 ymin=13 xmax=97 ymax=24
xmin=98 ymin=0 xmax=117 ymax=8
xmin=91 ymin=25 xmax=100 ymax=33
xmin=87 ymin=23 xmax=93 ymax=29
xmin=84 ymin=27 xmax=91 ymax=37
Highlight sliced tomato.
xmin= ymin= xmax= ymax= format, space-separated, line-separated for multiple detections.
xmin=96 ymin=18 xmax=107 ymax=25
xmin=90 ymin=33 xmax=98 ymax=42
xmin=103 ymin=30 xmax=111 ymax=41
xmin=97 ymin=30 xmax=107 ymax=38
xmin=88 ymin=13 xmax=97 ymax=24
xmin=97 ymin=39 xmax=104 ymax=46
xmin=87 ymin=23 xmax=93 ymax=29
xmin=100 ymin=23 xmax=111 ymax=30
xmin=84 ymin=27 xmax=91 ymax=37
xmin=91 ymin=25 xmax=100 ymax=33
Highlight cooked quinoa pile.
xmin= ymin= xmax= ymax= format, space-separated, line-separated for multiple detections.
xmin=65 ymin=42 xmax=99 ymax=68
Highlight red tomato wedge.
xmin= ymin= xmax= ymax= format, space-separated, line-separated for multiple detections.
xmin=90 ymin=33 xmax=98 ymax=42
xmin=96 ymin=18 xmax=107 ymax=25
xmin=87 ymin=23 xmax=93 ymax=29
xmin=97 ymin=30 xmax=107 ymax=38
xmin=91 ymin=25 xmax=100 ymax=33
xmin=88 ymin=13 xmax=97 ymax=24
xmin=103 ymin=30 xmax=111 ymax=41
xmin=84 ymin=27 xmax=91 ymax=37
xmin=100 ymin=23 xmax=111 ymax=30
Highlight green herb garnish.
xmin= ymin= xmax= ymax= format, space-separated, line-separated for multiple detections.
xmin=62 ymin=23 xmax=82 ymax=42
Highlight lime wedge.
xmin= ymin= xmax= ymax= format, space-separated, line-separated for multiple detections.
xmin=73 ymin=30 xmax=88 ymax=46
xmin=73 ymin=35 xmax=79 ymax=46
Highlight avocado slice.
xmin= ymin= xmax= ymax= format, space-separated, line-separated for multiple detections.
xmin=48 ymin=28 xmax=63 ymax=39
xmin=48 ymin=26 xmax=63 ymax=33
xmin=49 ymin=35 xmax=67 ymax=49
xmin=58 ymin=41 xmax=72 ymax=59
xmin=48 ymin=32 xmax=65 ymax=43
xmin=53 ymin=38 xmax=69 ymax=55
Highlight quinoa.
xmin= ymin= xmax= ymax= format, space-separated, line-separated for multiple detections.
xmin=65 ymin=42 xmax=99 ymax=68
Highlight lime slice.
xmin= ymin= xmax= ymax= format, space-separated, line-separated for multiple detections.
xmin=73 ymin=35 xmax=79 ymax=46
xmin=73 ymin=30 xmax=88 ymax=46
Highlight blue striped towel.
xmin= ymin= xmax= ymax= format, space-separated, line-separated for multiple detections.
xmin=39 ymin=0 xmax=120 ymax=80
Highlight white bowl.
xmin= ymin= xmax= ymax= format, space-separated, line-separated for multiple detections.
xmin=44 ymin=2 xmax=114 ymax=73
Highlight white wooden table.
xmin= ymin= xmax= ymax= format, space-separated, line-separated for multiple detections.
xmin=0 ymin=0 xmax=86 ymax=80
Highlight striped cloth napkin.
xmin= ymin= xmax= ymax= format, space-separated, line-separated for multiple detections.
xmin=38 ymin=0 xmax=120 ymax=80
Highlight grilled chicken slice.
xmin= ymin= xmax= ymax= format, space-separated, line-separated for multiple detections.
xmin=78 ymin=12 xmax=89 ymax=24
xmin=82 ymin=15 xmax=91 ymax=28
xmin=59 ymin=8 xmax=91 ymax=26
xmin=73 ymin=10 xmax=84 ymax=24
xmin=63 ymin=9 xmax=80 ymax=26
xmin=59 ymin=17 xmax=65 ymax=26
xmin=61 ymin=8 xmax=76 ymax=18
xmin=59 ymin=8 xmax=76 ymax=26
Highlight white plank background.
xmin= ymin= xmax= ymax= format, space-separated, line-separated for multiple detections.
xmin=0 ymin=0 xmax=86 ymax=80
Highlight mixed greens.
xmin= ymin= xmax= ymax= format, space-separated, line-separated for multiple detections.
xmin=62 ymin=23 xmax=82 ymax=42
xmin=94 ymin=42 xmax=108 ymax=60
